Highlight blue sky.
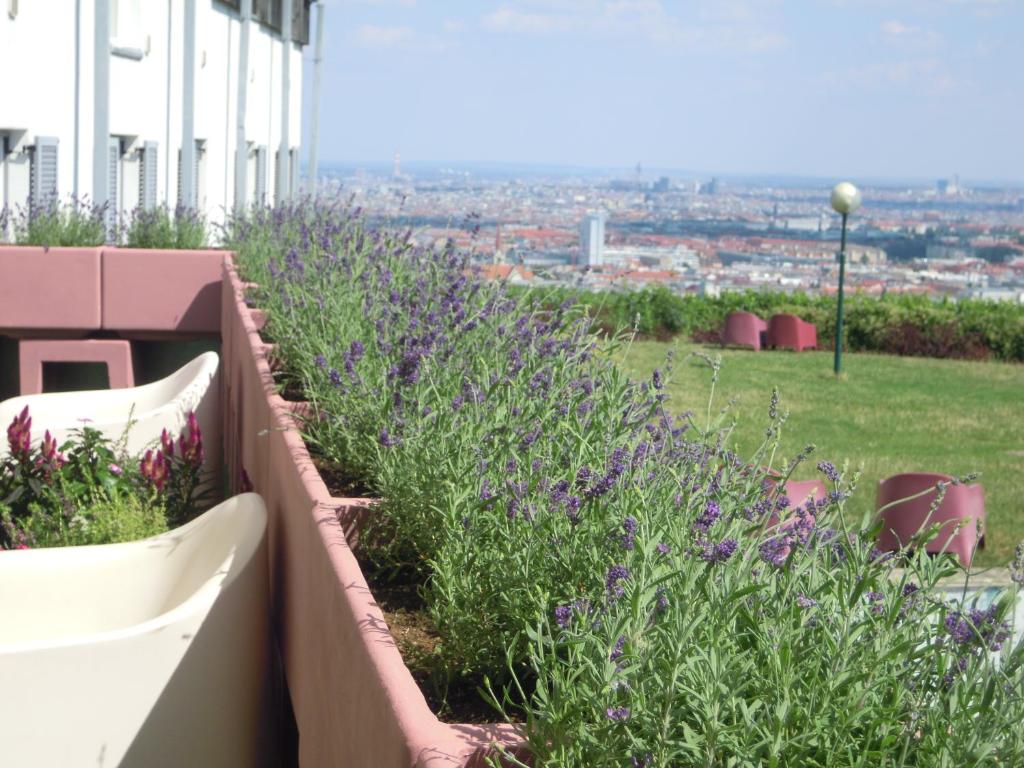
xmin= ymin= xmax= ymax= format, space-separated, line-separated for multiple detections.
xmin=300 ymin=0 xmax=1024 ymax=183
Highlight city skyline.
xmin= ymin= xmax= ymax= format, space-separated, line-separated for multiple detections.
xmin=302 ymin=0 xmax=1024 ymax=184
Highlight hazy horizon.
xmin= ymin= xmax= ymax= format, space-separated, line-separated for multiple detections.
xmin=316 ymin=158 xmax=1024 ymax=190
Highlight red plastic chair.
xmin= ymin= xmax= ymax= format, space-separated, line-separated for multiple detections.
xmin=723 ymin=312 xmax=768 ymax=351
xmin=875 ymin=473 xmax=985 ymax=568
xmin=766 ymin=314 xmax=817 ymax=352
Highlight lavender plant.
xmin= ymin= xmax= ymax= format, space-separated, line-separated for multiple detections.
xmin=13 ymin=197 xmax=107 ymax=247
xmin=227 ymin=203 xmax=1024 ymax=765
xmin=120 ymin=204 xmax=206 ymax=249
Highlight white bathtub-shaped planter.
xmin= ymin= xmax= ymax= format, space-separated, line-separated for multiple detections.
xmin=0 ymin=351 xmax=221 ymax=479
xmin=0 ymin=493 xmax=269 ymax=768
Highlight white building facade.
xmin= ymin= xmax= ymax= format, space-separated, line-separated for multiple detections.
xmin=579 ymin=211 xmax=606 ymax=268
xmin=0 ymin=0 xmax=312 ymax=232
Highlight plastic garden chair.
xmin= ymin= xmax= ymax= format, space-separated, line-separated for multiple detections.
xmin=875 ymin=473 xmax=985 ymax=568
xmin=722 ymin=311 xmax=768 ymax=351
xmin=0 ymin=351 xmax=220 ymax=478
xmin=766 ymin=314 xmax=818 ymax=352
xmin=0 ymin=493 xmax=269 ymax=767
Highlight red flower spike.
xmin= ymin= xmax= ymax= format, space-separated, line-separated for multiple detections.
xmin=6 ymin=407 xmax=32 ymax=459
xmin=160 ymin=428 xmax=175 ymax=458
xmin=140 ymin=449 xmax=155 ymax=482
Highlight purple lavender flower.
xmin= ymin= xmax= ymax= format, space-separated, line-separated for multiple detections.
xmin=554 ymin=604 xmax=572 ymax=628
xmin=610 ymin=635 xmax=627 ymax=661
xmin=379 ymin=427 xmax=400 ymax=447
xmin=651 ymin=368 xmax=663 ymax=390
xmin=605 ymin=706 xmax=631 ymax=722
xmin=621 ymin=516 xmax=638 ymax=550
xmin=328 ymin=368 xmax=343 ymax=387
xmin=314 ymin=354 xmax=327 ymax=368
xmin=1011 ymin=543 xmax=1024 ymax=586
xmin=759 ymin=535 xmax=792 ymax=568
xmin=655 ymin=586 xmax=669 ymax=613
xmin=817 ymin=460 xmax=840 ymax=483
xmin=693 ymin=500 xmax=721 ymax=532
xmin=606 ymin=564 xmax=630 ymax=598
xmin=796 ymin=593 xmax=817 ymax=609
xmin=656 ymin=542 xmax=671 ymax=556
xmin=565 ymin=495 xmax=582 ymax=524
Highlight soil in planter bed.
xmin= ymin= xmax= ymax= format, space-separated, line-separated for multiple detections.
xmin=311 ymin=454 xmax=375 ymax=498
xmin=359 ymin=561 xmax=511 ymax=725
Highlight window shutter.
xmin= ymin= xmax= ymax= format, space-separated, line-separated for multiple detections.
xmin=193 ymin=140 xmax=201 ymax=207
xmin=290 ymin=147 xmax=300 ymax=198
xmin=274 ymin=149 xmax=282 ymax=202
xmin=140 ymin=141 xmax=158 ymax=210
xmin=255 ymin=145 xmax=267 ymax=205
xmin=30 ymin=136 xmax=59 ymax=206
xmin=108 ymin=137 xmax=120 ymax=238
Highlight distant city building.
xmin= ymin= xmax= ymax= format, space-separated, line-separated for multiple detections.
xmin=936 ymin=175 xmax=961 ymax=196
xmin=579 ymin=211 xmax=607 ymax=267
xmin=653 ymin=176 xmax=670 ymax=193
xmin=701 ymin=177 xmax=719 ymax=195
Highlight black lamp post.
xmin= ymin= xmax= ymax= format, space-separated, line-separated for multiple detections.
xmin=830 ymin=182 xmax=862 ymax=376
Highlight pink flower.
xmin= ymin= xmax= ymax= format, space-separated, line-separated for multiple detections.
xmin=109 ymin=463 xmax=123 ymax=475
xmin=6 ymin=405 xmax=32 ymax=459
xmin=177 ymin=412 xmax=204 ymax=468
xmin=160 ymin=428 xmax=175 ymax=458
xmin=140 ymin=450 xmax=168 ymax=490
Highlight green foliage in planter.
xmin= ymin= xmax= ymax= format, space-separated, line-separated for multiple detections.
xmin=2 ymin=494 xmax=167 ymax=548
xmin=513 ymin=285 xmax=1024 ymax=362
xmin=12 ymin=198 xmax=107 ymax=247
xmin=1 ymin=407 xmax=207 ymax=549
xmin=120 ymin=204 xmax=207 ymax=249
xmin=227 ymin=204 xmax=1024 ymax=766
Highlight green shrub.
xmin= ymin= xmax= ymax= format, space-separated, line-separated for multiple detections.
xmin=3 ymin=494 xmax=167 ymax=548
xmin=513 ymin=285 xmax=1024 ymax=362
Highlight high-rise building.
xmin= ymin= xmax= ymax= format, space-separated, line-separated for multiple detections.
xmin=579 ymin=212 xmax=606 ymax=268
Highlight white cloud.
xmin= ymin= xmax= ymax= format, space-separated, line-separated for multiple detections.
xmin=480 ymin=0 xmax=788 ymax=54
xmin=329 ymin=0 xmax=416 ymax=6
xmin=481 ymin=7 xmax=574 ymax=34
xmin=355 ymin=24 xmax=415 ymax=46
xmin=819 ymin=57 xmax=958 ymax=94
xmin=880 ymin=19 xmax=942 ymax=49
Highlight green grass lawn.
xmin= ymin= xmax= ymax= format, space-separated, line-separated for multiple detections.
xmin=617 ymin=341 xmax=1024 ymax=567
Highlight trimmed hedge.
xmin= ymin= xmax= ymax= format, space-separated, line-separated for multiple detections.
xmin=513 ymin=285 xmax=1024 ymax=362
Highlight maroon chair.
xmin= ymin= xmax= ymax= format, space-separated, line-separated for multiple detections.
xmin=723 ymin=312 xmax=768 ymax=351
xmin=766 ymin=314 xmax=817 ymax=352
xmin=875 ymin=473 xmax=985 ymax=568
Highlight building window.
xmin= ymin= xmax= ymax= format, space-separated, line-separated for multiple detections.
xmin=289 ymin=147 xmax=300 ymax=198
xmin=176 ymin=140 xmax=205 ymax=210
xmin=30 ymin=136 xmax=59 ymax=207
xmin=139 ymin=141 xmax=158 ymax=210
xmin=253 ymin=145 xmax=267 ymax=205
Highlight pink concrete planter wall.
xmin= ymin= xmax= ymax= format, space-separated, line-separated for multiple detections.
xmin=221 ymin=260 xmax=524 ymax=767
xmin=102 ymin=248 xmax=226 ymax=333
xmin=0 ymin=246 xmax=103 ymax=332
